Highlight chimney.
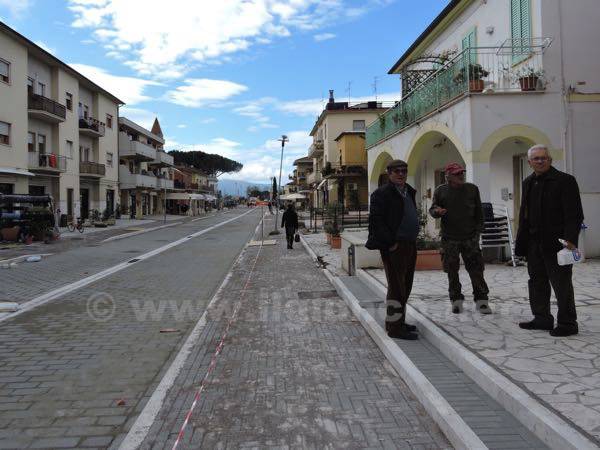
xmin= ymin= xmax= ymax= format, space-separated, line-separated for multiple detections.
xmin=328 ymin=90 xmax=334 ymax=104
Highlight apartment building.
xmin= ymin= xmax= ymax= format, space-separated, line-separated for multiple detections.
xmin=366 ymin=0 xmax=600 ymax=256
xmin=0 ymin=22 xmax=123 ymax=220
xmin=118 ymin=117 xmax=174 ymax=219
xmin=308 ymin=90 xmax=391 ymax=208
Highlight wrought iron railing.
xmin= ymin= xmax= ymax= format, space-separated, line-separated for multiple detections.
xmin=366 ymin=38 xmax=552 ymax=148
xmin=28 ymin=93 xmax=66 ymax=119
xmin=79 ymin=116 xmax=106 ymax=136
xmin=28 ymin=152 xmax=67 ymax=171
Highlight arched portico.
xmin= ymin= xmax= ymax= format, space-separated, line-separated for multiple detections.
xmin=369 ymin=150 xmax=393 ymax=193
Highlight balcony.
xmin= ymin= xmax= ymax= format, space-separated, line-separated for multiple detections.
xmin=150 ymin=150 xmax=174 ymax=167
xmin=308 ymin=140 xmax=324 ymax=158
xmin=307 ymin=171 xmax=322 ymax=185
xmin=80 ymin=161 xmax=106 ymax=177
xmin=28 ymin=152 xmax=67 ymax=172
xmin=79 ymin=116 xmax=106 ymax=138
xmin=28 ymin=93 xmax=66 ymax=123
xmin=118 ymin=132 xmax=156 ymax=161
xmin=119 ymin=166 xmax=157 ymax=189
xmin=366 ymin=38 xmax=552 ymax=148
xmin=156 ymin=177 xmax=174 ymax=189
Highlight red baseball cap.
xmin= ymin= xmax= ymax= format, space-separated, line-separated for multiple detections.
xmin=445 ymin=162 xmax=465 ymax=175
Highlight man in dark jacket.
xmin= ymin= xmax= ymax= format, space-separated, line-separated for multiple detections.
xmin=429 ymin=162 xmax=491 ymax=315
xmin=366 ymin=159 xmax=419 ymax=340
xmin=281 ymin=203 xmax=298 ymax=249
xmin=515 ymin=145 xmax=584 ymax=337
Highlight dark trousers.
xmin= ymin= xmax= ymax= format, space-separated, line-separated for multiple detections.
xmin=527 ymin=240 xmax=577 ymax=328
xmin=285 ymin=226 xmax=295 ymax=248
xmin=380 ymin=241 xmax=417 ymax=328
xmin=440 ymin=236 xmax=489 ymax=301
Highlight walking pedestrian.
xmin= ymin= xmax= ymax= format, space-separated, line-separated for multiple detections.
xmin=281 ymin=203 xmax=298 ymax=249
xmin=429 ymin=162 xmax=491 ymax=314
xmin=268 ymin=201 xmax=273 ymax=215
xmin=366 ymin=159 xmax=419 ymax=340
xmin=515 ymin=145 xmax=584 ymax=337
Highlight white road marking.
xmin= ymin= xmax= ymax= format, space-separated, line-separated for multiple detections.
xmin=0 ymin=209 xmax=257 ymax=325
xmin=101 ymin=222 xmax=182 ymax=243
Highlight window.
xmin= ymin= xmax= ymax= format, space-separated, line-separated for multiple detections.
xmin=352 ymin=120 xmax=366 ymax=131
xmin=106 ymin=152 xmax=113 ymax=167
xmin=83 ymin=147 xmax=90 ymax=162
xmin=0 ymin=59 xmax=9 ymax=83
xmin=27 ymin=77 xmax=34 ymax=93
xmin=66 ymin=92 xmax=73 ymax=111
xmin=78 ymin=102 xmax=83 ymax=117
xmin=28 ymin=132 xmax=36 ymax=152
xmin=38 ymin=134 xmax=46 ymax=153
xmin=38 ymin=82 xmax=45 ymax=97
xmin=29 ymin=185 xmax=45 ymax=196
xmin=66 ymin=140 xmax=73 ymax=158
xmin=106 ymin=114 xmax=113 ymax=129
xmin=511 ymin=0 xmax=531 ymax=63
xmin=84 ymin=105 xmax=89 ymax=119
xmin=0 ymin=121 xmax=10 ymax=145
xmin=0 ymin=183 xmax=14 ymax=195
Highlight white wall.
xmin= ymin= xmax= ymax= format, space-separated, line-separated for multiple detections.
xmin=27 ymin=57 xmax=52 ymax=96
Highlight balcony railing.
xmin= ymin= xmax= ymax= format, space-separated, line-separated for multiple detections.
xmin=28 ymin=152 xmax=67 ymax=171
xmin=307 ymin=171 xmax=322 ymax=185
xmin=80 ymin=161 xmax=106 ymax=176
xmin=28 ymin=93 xmax=66 ymax=121
xmin=157 ymin=177 xmax=174 ymax=189
xmin=79 ymin=116 xmax=106 ymax=137
xmin=366 ymin=38 xmax=552 ymax=148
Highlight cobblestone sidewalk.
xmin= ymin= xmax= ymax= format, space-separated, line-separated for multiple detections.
xmin=140 ymin=216 xmax=451 ymax=449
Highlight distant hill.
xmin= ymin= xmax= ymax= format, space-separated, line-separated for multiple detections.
xmin=218 ymin=179 xmax=270 ymax=197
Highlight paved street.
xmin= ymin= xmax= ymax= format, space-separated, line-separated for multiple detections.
xmin=0 ymin=209 xmax=261 ymax=448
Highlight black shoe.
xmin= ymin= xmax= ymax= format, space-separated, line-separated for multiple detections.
xmin=519 ymin=320 xmax=554 ymax=331
xmin=403 ymin=323 xmax=417 ymax=332
xmin=387 ymin=328 xmax=418 ymax=340
xmin=550 ymin=326 xmax=578 ymax=337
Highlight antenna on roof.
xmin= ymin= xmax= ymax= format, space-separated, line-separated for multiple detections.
xmin=372 ymin=76 xmax=379 ymax=102
xmin=345 ymin=81 xmax=352 ymax=103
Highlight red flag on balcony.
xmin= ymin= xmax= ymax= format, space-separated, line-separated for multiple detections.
xmin=49 ymin=153 xmax=56 ymax=168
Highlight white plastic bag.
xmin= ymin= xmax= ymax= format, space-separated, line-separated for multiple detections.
xmin=557 ymin=239 xmax=583 ymax=266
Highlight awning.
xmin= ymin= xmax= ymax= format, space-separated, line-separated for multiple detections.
xmin=190 ymin=193 xmax=206 ymax=200
xmin=0 ymin=167 xmax=36 ymax=177
xmin=166 ymin=193 xmax=192 ymax=200
xmin=280 ymin=193 xmax=307 ymax=200
xmin=204 ymin=194 xmax=217 ymax=201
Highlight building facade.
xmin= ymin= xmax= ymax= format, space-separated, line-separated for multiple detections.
xmin=0 ymin=22 xmax=123 ymax=220
xmin=308 ymin=90 xmax=391 ymax=208
xmin=367 ymin=0 xmax=600 ymax=256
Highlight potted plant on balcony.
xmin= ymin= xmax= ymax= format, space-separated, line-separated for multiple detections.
xmin=516 ymin=67 xmax=545 ymax=91
xmin=454 ymin=63 xmax=489 ymax=92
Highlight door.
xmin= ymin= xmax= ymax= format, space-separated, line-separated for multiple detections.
xmin=130 ymin=193 xmax=136 ymax=218
xmin=106 ymin=189 xmax=114 ymax=214
xmin=29 ymin=185 xmax=45 ymax=196
xmin=512 ymin=154 xmax=531 ymax=227
xmin=67 ymin=188 xmax=74 ymax=219
xmin=80 ymin=188 xmax=89 ymax=219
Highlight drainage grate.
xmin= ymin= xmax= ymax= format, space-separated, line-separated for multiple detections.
xmin=127 ymin=258 xmax=140 ymax=263
xmin=297 ymin=290 xmax=339 ymax=300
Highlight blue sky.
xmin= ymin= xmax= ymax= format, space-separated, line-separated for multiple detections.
xmin=0 ymin=0 xmax=447 ymax=183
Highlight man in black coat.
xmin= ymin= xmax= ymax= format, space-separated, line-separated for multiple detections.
xmin=366 ymin=159 xmax=419 ymax=340
xmin=515 ymin=145 xmax=584 ymax=337
xmin=281 ymin=203 xmax=298 ymax=249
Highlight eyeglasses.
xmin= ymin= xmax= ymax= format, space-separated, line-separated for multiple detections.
xmin=389 ymin=167 xmax=407 ymax=174
xmin=530 ymin=157 xmax=550 ymax=162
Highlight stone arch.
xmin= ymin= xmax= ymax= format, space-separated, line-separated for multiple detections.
xmin=475 ymin=124 xmax=557 ymax=164
xmin=405 ymin=123 xmax=468 ymax=176
xmin=369 ymin=150 xmax=393 ymax=188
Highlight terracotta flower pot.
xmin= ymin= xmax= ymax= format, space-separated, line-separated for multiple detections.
xmin=416 ymin=249 xmax=443 ymax=271
xmin=469 ymin=79 xmax=484 ymax=92
xmin=519 ymin=76 xmax=539 ymax=91
xmin=330 ymin=235 xmax=342 ymax=249
xmin=1 ymin=226 xmax=20 ymax=242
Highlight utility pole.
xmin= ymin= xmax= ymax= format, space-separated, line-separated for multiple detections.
xmin=372 ymin=76 xmax=379 ymax=102
xmin=270 ymin=134 xmax=288 ymax=235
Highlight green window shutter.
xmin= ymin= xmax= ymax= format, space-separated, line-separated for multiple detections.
xmin=511 ymin=0 xmax=531 ymax=63
xmin=462 ymin=28 xmax=477 ymax=65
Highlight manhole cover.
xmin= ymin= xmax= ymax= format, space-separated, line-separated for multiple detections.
xmin=297 ymin=290 xmax=339 ymax=300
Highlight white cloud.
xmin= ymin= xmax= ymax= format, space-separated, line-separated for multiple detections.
xmin=314 ymin=33 xmax=336 ymax=42
xmin=0 ymin=0 xmax=31 ymax=17
xmin=119 ymin=107 xmax=159 ymax=129
xmin=200 ymin=118 xmax=217 ymax=124
xmin=165 ymin=78 xmax=248 ymax=108
xmin=176 ymin=124 xmax=187 ymax=129
xmin=69 ymin=63 xmax=161 ymax=105
xmin=66 ymin=0 xmax=387 ymax=78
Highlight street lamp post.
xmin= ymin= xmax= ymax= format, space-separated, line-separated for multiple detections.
xmin=271 ymin=134 xmax=288 ymax=235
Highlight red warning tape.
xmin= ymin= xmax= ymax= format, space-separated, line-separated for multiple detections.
xmin=171 ymin=243 xmax=263 ymax=449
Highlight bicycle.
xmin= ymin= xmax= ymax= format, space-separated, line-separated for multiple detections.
xmin=67 ymin=217 xmax=84 ymax=233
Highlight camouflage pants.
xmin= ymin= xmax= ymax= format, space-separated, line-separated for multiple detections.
xmin=440 ymin=236 xmax=489 ymax=301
